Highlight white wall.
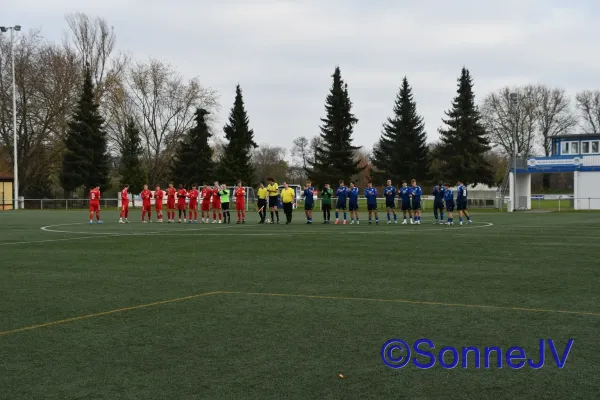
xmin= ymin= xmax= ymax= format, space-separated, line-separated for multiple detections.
xmin=510 ymin=172 xmax=532 ymax=210
xmin=575 ymin=171 xmax=600 ymax=210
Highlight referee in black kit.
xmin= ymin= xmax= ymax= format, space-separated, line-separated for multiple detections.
xmin=280 ymin=182 xmax=295 ymax=224
xmin=257 ymin=182 xmax=268 ymax=223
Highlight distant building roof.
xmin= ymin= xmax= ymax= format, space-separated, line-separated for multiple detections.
xmin=0 ymin=174 xmax=13 ymax=181
xmin=553 ymin=133 xmax=600 ymax=140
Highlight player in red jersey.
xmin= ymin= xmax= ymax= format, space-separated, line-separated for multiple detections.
xmin=119 ymin=184 xmax=130 ymax=224
xmin=188 ymin=184 xmax=200 ymax=223
xmin=234 ymin=180 xmax=246 ymax=224
xmin=166 ymin=182 xmax=177 ymax=223
xmin=89 ymin=185 xmax=102 ymax=224
xmin=140 ymin=184 xmax=153 ymax=223
xmin=200 ymin=182 xmax=212 ymax=223
xmin=154 ymin=185 xmax=164 ymax=222
xmin=177 ymin=184 xmax=188 ymax=223
xmin=212 ymin=181 xmax=222 ymax=223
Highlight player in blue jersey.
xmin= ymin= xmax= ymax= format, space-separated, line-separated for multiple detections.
xmin=335 ymin=180 xmax=348 ymax=225
xmin=410 ymin=179 xmax=423 ymax=224
xmin=383 ymin=179 xmax=398 ymax=224
xmin=432 ymin=182 xmax=445 ymax=224
xmin=456 ymin=180 xmax=472 ymax=225
xmin=399 ymin=181 xmax=413 ymax=224
xmin=443 ymin=183 xmax=455 ymax=225
xmin=302 ymin=181 xmax=315 ymax=224
xmin=364 ymin=180 xmax=379 ymax=224
xmin=348 ymin=181 xmax=360 ymax=224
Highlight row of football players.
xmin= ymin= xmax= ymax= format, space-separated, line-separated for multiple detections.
xmin=87 ymin=181 xmax=248 ymax=224
xmin=298 ymin=179 xmax=472 ymax=225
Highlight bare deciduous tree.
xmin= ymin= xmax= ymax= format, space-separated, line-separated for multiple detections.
xmin=0 ymin=32 xmax=80 ymax=195
xmin=65 ymin=13 xmax=114 ymax=88
xmin=575 ymin=90 xmax=600 ymax=134
xmin=252 ymin=144 xmax=288 ymax=183
xmin=481 ymin=85 xmax=538 ymax=157
xmin=537 ymin=86 xmax=577 ymax=156
xmin=124 ymin=58 xmax=218 ymax=184
xmin=292 ymin=136 xmax=310 ymax=169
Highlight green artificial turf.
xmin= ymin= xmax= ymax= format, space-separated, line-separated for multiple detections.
xmin=0 ymin=210 xmax=599 ymax=399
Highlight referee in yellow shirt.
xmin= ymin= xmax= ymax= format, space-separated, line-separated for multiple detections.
xmin=267 ymin=177 xmax=280 ymax=224
xmin=280 ymin=182 xmax=295 ymax=224
xmin=257 ymin=182 xmax=268 ymax=224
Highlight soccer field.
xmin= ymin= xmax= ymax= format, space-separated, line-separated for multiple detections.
xmin=1 ymin=211 xmax=599 ymax=399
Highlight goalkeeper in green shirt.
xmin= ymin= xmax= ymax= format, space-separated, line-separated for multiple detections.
xmin=218 ymin=184 xmax=231 ymax=224
xmin=321 ymin=183 xmax=334 ymax=224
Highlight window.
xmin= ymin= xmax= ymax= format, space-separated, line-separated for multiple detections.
xmin=592 ymin=141 xmax=599 ymax=154
xmin=553 ymin=141 xmax=559 ymax=155
xmin=582 ymin=141 xmax=590 ymax=154
xmin=561 ymin=141 xmax=569 ymax=154
xmin=571 ymin=142 xmax=579 ymax=154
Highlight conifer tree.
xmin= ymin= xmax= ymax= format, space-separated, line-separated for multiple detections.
xmin=119 ymin=117 xmax=146 ymax=192
xmin=218 ymin=85 xmax=257 ymax=184
xmin=436 ymin=67 xmax=494 ymax=185
xmin=171 ymin=108 xmax=214 ymax=186
xmin=308 ymin=66 xmax=362 ymax=186
xmin=60 ymin=66 xmax=109 ymax=195
xmin=371 ymin=77 xmax=428 ymax=184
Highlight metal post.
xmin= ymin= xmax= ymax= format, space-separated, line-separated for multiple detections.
xmin=510 ymin=93 xmax=518 ymax=211
xmin=11 ymin=28 xmax=18 ymax=210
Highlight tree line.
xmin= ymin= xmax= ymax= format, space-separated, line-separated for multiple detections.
xmin=1 ymin=13 xmax=599 ymax=198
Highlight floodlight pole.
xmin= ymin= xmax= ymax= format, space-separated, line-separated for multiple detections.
xmin=510 ymin=92 xmax=518 ymax=212
xmin=0 ymin=25 xmax=20 ymax=210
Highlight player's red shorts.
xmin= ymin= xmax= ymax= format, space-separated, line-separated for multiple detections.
xmin=167 ymin=199 xmax=175 ymax=209
xmin=212 ymin=201 xmax=221 ymax=209
xmin=201 ymin=201 xmax=211 ymax=211
xmin=142 ymin=202 xmax=151 ymax=212
xmin=155 ymin=202 xmax=162 ymax=211
xmin=89 ymin=203 xmax=100 ymax=212
xmin=121 ymin=201 xmax=129 ymax=211
xmin=177 ymin=201 xmax=186 ymax=211
xmin=189 ymin=200 xmax=198 ymax=210
xmin=235 ymin=201 xmax=245 ymax=211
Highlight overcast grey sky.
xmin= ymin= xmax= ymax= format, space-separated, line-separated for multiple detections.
xmin=5 ymin=0 xmax=600 ymax=152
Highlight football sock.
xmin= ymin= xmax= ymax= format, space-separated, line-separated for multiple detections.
xmin=434 ymin=209 xmax=438 ymax=220
xmin=343 ymin=212 xmax=347 ymax=220
xmin=275 ymin=211 xmax=279 ymax=221
xmin=335 ymin=211 xmax=339 ymax=219
xmin=387 ymin=212 xmax=390 ymax=221
xmin=440 ymin=212 xmax=444 ymax=221
xmin=394 ymin=213 xmax=397 ymax=221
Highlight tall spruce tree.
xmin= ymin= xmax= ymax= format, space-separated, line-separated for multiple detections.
xmin=60 ymin=66 xmax=109 ymax=195
xmin=218 ymin=85 xmax=257 ymax=184
xmin=371 ymin=77 xmax=429 ymax=184
xmin=308 ymin=66 xmax=362 ymax=186
xmin=119 ymin=117 xmax=146 ymax=192
xmin=171 ymin=108 xmax=214 ymax=186
xmin=436 ymin=67 xmax=494 ymax=185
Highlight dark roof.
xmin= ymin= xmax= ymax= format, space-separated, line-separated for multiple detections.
xmin=0 ymin=173 xmax=14 ymax=180
xmin=553 ymin=133 xmax=600 ymax=140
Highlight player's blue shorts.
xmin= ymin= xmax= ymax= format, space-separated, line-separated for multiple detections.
xmin=446 ymin=202 xmax=455 ymax=212
xmin=412 ymin=199 xmax=422 ymax=211
xmin=304 ymin=203 xmax=313 ymax=211
xmin=336 ymin=201 xmax=346 ymax=210
xmin=457 ymin=200 xmax=467 ymax=211
xmin=401 ymin=199 xmax=411 ymax=211
xmin=385 ymin=199 xmax=395 ymax=209
xmin=434 ymin=201 xmax=444 ymax=210
xmin=367 ymin=203 xmax=377 ymax=211
xmin=349 ymin=202 xmax=358 ymax=211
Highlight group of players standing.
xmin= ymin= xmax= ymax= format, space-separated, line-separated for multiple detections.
xmin=87 ymin=177 xmax=472 ymax=226
xmin=296 ymin=178 xmax=472 ymax=226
